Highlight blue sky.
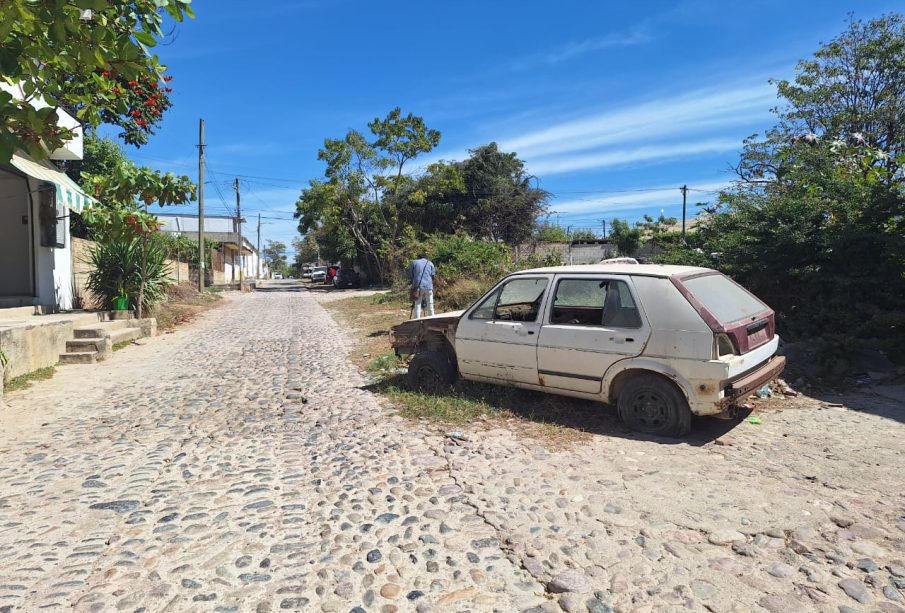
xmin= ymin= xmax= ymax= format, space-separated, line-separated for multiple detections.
xmin=112 ymin=0 xmax=902 ymax=251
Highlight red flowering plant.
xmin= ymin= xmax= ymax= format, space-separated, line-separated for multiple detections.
xmin=82 ymin=159 xmax=196 ymax=315
xmin=93 ymin=72 xmax=175 ymax=146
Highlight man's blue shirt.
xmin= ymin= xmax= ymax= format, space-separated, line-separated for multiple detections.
xmin=410 ymin=258 xmax=435 ymax=290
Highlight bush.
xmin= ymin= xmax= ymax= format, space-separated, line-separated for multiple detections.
xmin=86 ymin=233 xmax=170 ymax=311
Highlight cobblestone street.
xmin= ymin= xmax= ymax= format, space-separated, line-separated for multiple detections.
xmin=0 ymin=287 xmax=903 ymax=613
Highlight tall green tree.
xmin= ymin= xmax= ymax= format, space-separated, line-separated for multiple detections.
xmin=609 ymin=218 xmax=642 ymax=256
xmin=295 ymin=108 xmax=441 ymax=282
xmin=697 ymin=14 xmax=905 ymax=352
xmin=262 ymin=240 xmax=288 ymax=275
xmin=0 ymin=0 xmax=193 ymax=162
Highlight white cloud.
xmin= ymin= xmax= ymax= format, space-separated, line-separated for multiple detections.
xmin=528 ymin=139 xmax=740 ymax=175
xmin=515 ymin=27 xmax=652 ymax=68
xmin=552 ymin=180 xmax=730 ymax=216
xmin=501 ymin=82 xmax=775 ymax=159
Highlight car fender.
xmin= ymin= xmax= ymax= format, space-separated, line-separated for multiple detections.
xmin=601 ymin=357 xmax=694 ymax=405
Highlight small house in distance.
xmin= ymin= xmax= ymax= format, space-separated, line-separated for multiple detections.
xmin=157 ymin=213 xmax=264 ymax=285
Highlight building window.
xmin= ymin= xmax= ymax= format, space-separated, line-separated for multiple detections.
xmin=38 ymin=183 xmax=65 ymax=248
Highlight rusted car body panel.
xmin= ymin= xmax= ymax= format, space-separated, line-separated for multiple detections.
xmin=391 ymin=312 xmax=462 ymax=356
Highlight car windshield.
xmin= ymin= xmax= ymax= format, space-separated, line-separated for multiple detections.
xmin=683 ymin=273 xmax=768 ymax=324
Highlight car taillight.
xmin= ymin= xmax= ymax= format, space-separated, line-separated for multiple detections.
xmin=714 ymin=333 xmax=738 ymax=359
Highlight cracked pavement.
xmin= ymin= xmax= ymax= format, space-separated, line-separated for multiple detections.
xmin=0 ymin=286 xmax=903 ymax=613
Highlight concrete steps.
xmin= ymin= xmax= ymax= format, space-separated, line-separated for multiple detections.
xmin=66 ymin=338 xmax=105 ymax=353
xmin=60 ymin=314 xmax=146 ymax=364
xmin=59 ymin=351 xmax=98 ymax=365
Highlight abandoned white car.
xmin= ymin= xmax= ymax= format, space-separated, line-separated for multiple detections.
xmin=391 ymin=264 xmax=785 ymax=436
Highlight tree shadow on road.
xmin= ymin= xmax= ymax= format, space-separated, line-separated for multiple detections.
xmin=808 ymin=386 xmax=905 ymax=426
xmin=364 ymin=373 xmax=746 ymax=447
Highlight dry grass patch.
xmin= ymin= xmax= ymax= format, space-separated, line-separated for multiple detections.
xmin=327 ymin=294 xmax=603 ymax=447
xmin=151 ymin=283 xmax=223 ymax=332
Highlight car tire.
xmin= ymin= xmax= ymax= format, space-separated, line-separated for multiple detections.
xmin=616 ymin=374 xmax=692 ymax=437
xmin=407 ymin=351 xmax=456 ymax=393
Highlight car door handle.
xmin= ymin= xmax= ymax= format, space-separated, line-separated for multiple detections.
xmin=609 ymin=336 xmax=634 ymax=343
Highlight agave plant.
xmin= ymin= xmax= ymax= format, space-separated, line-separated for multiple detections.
xmin=86 ymin=233 xmax=170 ymax=312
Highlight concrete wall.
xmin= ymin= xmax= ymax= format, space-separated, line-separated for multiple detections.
xmin=515 ymin=241 xmax=614 ymax=265
xmin=29 ymin=175 xmax=74 ymax=311
xmin=1 ymin=320 xmax=72 ymax=381
xmin=71 ymin=236 xmax=97 ymax=308
xmin=71 ymin=238 xmax=196 ymax=305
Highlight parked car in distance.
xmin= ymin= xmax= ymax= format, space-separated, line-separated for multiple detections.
xmin=333 ymin=268 xmax=361 ymax=288
xmin=301 ymin=266 xmax=313 ymax=280
xmin=272 ymin=272 xmax=283 ymax=280
xmin=391 ymin=264 xmax=785 ymax=437
xmin=310 ymin=266 xmax=328 ymax=283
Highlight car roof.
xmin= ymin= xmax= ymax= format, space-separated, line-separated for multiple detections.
xmin=510 ymin=263 xmax=715 ymax=278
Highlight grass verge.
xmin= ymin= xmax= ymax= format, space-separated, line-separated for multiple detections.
xmin=5 ymin=366 xmax=55 ymax=392
xmin=151 ymin=283 xmax=224 ymax=332
xmin=325 ymin=294 xmax=606 ymax=446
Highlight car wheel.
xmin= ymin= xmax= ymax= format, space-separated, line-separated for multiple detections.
xmin=407 ymin=351 xmax=456 ymax=393
xmin=617 ymin=374 xmax=691 ymax=437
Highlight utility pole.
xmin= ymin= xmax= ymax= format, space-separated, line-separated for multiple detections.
xmin=256 ymin=213 xmax=261 ymax=279
xmin=234 ymin=178 xmax=243 ymax=283
xmin=600 ymin=219 xmax=607 ymax=239
xmin=680 ymin=184 xmax=688 ymax=238
xmin=197 ymin=118 xmax=205 ymax=292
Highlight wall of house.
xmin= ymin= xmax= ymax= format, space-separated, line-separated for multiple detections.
xmin=0 ymin=170 xmax=32 ymax=299
xmin=28 ymin=176 xmax=74 ymax=311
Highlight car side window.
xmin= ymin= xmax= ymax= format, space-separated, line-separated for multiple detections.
xmin=550 ymin=278 xmax=642 ymax=328
xmin=494 ymin=278 xmax=548 ymax=322
xmin=470 ymin=288 xmax=500 ymax=320
xmin=550 ymin=279 xmax=606 ymax=325
xmin=602 ymin=280 xmax=642 ymax=328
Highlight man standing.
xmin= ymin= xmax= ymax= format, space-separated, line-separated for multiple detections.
xmin=409 ymin=253 xmax=436 ymax=319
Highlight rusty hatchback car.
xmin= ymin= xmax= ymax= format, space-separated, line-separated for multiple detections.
xmin=391 ymin=264 xmax=785 ymax=436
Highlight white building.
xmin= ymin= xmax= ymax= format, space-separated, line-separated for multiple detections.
xmin=0 ymin=83 xmax=97 ymax=311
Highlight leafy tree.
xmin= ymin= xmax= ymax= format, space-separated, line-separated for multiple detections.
xmin=0 ymin=0 xmax=193 ymax=163
xmin=295 ymin=108 xmax=441 ymax=282
xmin=292 ymin=235 xmax=320 ymax=268
xmin=262 ymin=240 xmax=289 ymax=275
xmin=695 ymin=14 xmax=905 ymax=354
xmin=533 ymin=222 xmax=571 ymax=242
xmin=636 ymin=214 xmax=678 ymax=237
xmin=460 ymin=143 xmax=549 ymax=244
xmin=610 ymin=218 xmax=642 ymax=256
xmin=81 ymin=159 xmax=195 ymax=317
xmin=570 ymin=229 xmax=598 ymax=241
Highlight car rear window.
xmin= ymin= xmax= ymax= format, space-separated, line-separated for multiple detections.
xmin=682 ymin=273 xmax=767 ymax=324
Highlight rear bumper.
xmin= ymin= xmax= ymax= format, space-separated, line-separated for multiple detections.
xmin=726 ymin=355 xmax=786 ymax=402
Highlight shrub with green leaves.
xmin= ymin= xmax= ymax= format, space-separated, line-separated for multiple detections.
xmin=86 ymin=233 xmax=170 ymax=312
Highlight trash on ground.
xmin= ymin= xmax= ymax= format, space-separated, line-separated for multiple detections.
xmin=756 ymin=384 xmax=771 ymax=398
xmin=747 ymin=415 xmax=763 ymax=425
xmin=447 ymin=431 xmax=470 ymax=442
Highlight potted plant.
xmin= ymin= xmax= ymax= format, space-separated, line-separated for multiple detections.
xmin=112 ymin=283 xmax=129 ymax=311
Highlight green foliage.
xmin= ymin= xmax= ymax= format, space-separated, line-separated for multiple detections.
xmin=86 ymin=233 xmax=170 ymax=311
xmin=295 ymin=108 xmax=441 ymax=282
xmin=0 ymin=0 xmax=194 ymax=163
xmin=533 ymin=222 xmax=571 ymax=242
xmin=263 ymin=240 xmax=289 ymax=275
xmin=569 ymin=229 xmax=597 ymax=241
xmin=610 ymin=218 xmax=642 ymax=256
xmin=694 ymin=14 xmax=905 ymax=356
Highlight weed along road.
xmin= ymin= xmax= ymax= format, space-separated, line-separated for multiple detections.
xmin=0 ymin=285 xmax=903 ymax=613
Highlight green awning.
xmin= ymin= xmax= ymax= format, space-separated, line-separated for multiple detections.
xmin=9 ymin=152 xmax=98 ymax=213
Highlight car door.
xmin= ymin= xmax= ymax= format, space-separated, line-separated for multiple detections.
xmin=456 ymin=275 xmax=552 ymax=384
xmin=536 ymin=276 xmax=650 ymax=394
